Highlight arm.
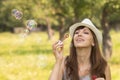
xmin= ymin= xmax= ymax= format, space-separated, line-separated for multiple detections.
xmin=49 ymin=59 xmax=63 ymax=80
xmin=58 ymin=57 xmax=66 ymax=80
xmin=49 ymin=41 xmax=65 ymax=80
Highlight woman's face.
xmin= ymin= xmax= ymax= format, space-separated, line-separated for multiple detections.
xmin=73 ymin=27 xmax=94 ymax=48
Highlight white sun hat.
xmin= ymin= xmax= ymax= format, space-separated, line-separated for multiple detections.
xmin=69 ymin=18 xmax=102 ymax=44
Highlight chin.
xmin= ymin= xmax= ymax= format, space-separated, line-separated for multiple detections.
xmin=75 ymin=45 xmax=85 ymax=48
xmin=75 ymin=44 xmax=90 ymax=48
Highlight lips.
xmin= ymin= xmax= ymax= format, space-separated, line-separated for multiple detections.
xmin=76 ymin=38 xmax=84 ymax=42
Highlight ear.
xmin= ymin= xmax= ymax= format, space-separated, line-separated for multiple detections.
xmin=92 ymin=42 xmax=95 ymax=46
xmin=92 ymin=38 xmax=95 ymax=46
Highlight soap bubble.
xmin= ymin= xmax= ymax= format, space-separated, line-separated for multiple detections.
xmin=26 ymin=20 xmax=37 ymax=31
xmin=24 ymin=29 xmax=30 ymax=34
xmin=11 ymin=9 xmax=17 ymax=15
xmin=11 ymin=9 xmax=23 ymax=20
xmin=20 ymin=20 xmax=37 ymax=38
xmin=61 ymin=33 xmax=69 ymax=41
xmin=63 ymin=33 xmax=69 ymax=40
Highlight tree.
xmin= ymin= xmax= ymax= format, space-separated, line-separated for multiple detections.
xmin=27 ymin=0 xmax=55 ymax=40
xmin=101 ymin=0 xmax=120 ymax=60
xmin=50 ymin=0 xmax=98 ymax=40
xmin=0 ymin=0 xmax=55 ymax=40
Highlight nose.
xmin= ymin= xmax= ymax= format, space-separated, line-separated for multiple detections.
xmin=78 ymin=31 xmax=83 ymax=36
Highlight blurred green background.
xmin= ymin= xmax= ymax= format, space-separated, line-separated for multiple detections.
xmin=0 ymin=32 xmax=120 ymax=80
xmin=0 ymin=0 xmax=120 ymax=80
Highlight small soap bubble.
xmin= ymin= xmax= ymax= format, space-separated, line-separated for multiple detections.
xmin=26 ymin=20 xmax=37 ymax=31
xmin=24 ymin=29 xmax=29 ymax=33
xmin=61 ymin=33 xmax=69 ymax=41
xmin=64 ymin=33 xmax=69 ymax=39
xmin=11 ymin=9 xmax=23 ymax=20
xmin=20 ymin=20 xmax=37 ymax=39
xmin=11 ymin=9 xmax=17 ymax=15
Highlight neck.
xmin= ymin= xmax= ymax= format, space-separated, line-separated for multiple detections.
xmin=76 ymin=47 xmax=92 ymax=65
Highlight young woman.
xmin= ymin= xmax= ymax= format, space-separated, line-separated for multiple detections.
xmin=49 ymin=18 xmax=111 ymax=80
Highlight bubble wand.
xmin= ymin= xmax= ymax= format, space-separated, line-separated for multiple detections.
xmin=57 ymin=33 xmax=69 ymax=52
xmin=61 ymin=33 xmax=69 ymax=42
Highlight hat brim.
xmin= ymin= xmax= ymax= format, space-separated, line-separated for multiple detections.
xmin=69 ymin=23 xmax=102 ymax=44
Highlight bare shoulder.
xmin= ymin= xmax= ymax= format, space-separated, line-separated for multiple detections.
xmin=105 ymin=64 xmax=111 ymax=80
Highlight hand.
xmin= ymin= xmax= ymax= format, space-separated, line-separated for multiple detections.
xmin=52 ymin=40 xmax=64 ymax=61
xmin=95 ymin=78 xmax=105 ymax=80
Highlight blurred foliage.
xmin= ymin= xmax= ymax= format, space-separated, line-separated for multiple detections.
xmin=0 ymin=0 xmax=120 ymax=32
xmin=103 ymin=0 xmax=120 ymax=22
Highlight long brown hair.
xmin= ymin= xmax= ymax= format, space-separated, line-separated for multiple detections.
xmin=65 ymin=26 xmax=107 ymax=80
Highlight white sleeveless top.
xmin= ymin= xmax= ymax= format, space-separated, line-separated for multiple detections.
xmin=80 ymin=74 xmax=91 ymax=80
xmin=62 ymin=71 xmax=91 ymax=80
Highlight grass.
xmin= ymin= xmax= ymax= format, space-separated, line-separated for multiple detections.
xmin=0 ymin=31 xmax=120 ymax=80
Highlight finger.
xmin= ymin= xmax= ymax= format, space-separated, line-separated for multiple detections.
xmin=95 ymin=78 xmax=105 ymax=80
xmin=52 ymin=40 xmax=60 ymax=49
xmin=52 ymin=40 xmax=64 ymax=55
xmin=54 ymin=42 xmax=63 ymax=53
xmin=52 ymin=40 xmax=59 ymax=46
xmin=52 ymin=40 xmax=61 ymax=47
xmin=57 ymin=43 xmax=64 ymax=50
xmin=56 ymin=45 xmax=63 ymax=50
xmin=53 ymin=40 xmax=63 ymax=49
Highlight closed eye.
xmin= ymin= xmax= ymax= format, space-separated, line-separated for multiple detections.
xmin=75 ymin=31 xmax=79 ymax=34
xmin=84 ymin=32 xmax=89 ymax=34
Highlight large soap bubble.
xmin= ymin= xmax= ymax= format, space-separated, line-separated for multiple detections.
xmin=11 ymin=9 xmax=23 ymax=20
xmin=26 ymin=20 xmax=37 ymax=31
xmin=21 ymin=20 xmax=37 ymax=38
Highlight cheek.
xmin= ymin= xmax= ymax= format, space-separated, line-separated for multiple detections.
xmin=87 ymin=37 xmax=94 ymax=45
xmin=73 ymin=38 xmax=76 ymax=44
xmin=73 ymin=36 xmax=76 ymax=42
